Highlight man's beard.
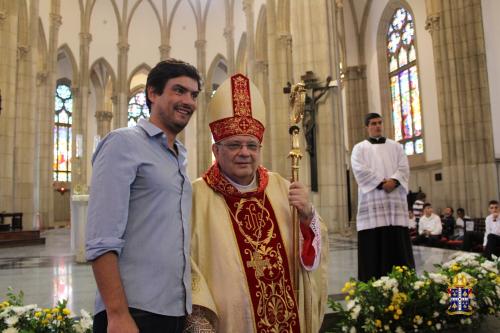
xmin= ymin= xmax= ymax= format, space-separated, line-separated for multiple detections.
xmin=162 ymin=105 xmax=193 ymax=134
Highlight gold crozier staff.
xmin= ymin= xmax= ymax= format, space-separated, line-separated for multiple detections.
xmin=288 ymin=82 xmax=306 ymax=295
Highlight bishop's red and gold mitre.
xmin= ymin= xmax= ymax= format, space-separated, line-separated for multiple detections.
xmin=208 ymin=73 xmax=266 ymax=143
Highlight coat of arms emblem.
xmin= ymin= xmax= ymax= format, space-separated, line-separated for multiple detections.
xmin=447 ymin=273 xmax=474 ymax=315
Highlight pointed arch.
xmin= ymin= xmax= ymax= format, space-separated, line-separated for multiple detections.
xmin=166 ymin=0 xmax=185 ymax=42
xmin=206 ymin=54 xmax=228 ymax=93
xmin=90 ymin=58 xmax=117 ymax=90
xmin=128 ymin=62 xmax=151 ymax=91
xmin=90 ymin=58 xmax=116 ymax=111
xmin=57 ymin=44 xmax=79 ymax=85
xmin=128 ymin=0 xmax=162 ymax=34
xmin=235 ymin=33 xmax=247 ymax=74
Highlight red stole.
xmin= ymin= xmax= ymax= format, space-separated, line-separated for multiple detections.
xmin=203 ymin=164 xmax=300 ymax=332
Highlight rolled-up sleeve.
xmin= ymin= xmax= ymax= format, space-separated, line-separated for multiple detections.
xmin=86 ymin=131 xmax=138 ymax=261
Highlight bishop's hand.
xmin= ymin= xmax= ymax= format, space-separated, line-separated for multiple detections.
xmin=289 ymin=181 xmax=314 ymax=225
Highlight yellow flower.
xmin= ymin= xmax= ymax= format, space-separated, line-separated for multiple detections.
xmin=46 ymin=313 xmax=53 ymax=320
xmin=43 ymin=308 xmax=51 ymax=313
xmin=388 ymin=305 xmax=395 ymax=311
xmin=51 ymin=308 xmax=59 ymax=313
xmin=62 ymin=308 xmax=71 ymax=315
xmin=342 ymin=281 xmax=356 ymax=293
xmin=393 ymin=314 xmax=400 ymax=320
xmin=413 ymin=315 xmax=423 ymax=324
xmin=392 ymin=292 xmax=408 ymax=305
xmin=375 ymin=319 xmax=382 ymax=328
xmin=345 ymin=295 xmax=350 ymax=301
xmin=34 ymin=311 xmax=42 ymax=318
xmin=42 ymin=319 xmax=49 ymax=325
xmin=349 ymin=290 xmax=355 ymax=296
xmin=427 ymin=320 xmax=432 ymax=326
xmin=396 ymin=309 xmax=402 ymax=315
xmin=450 ymin=263 xmax=461 ymax=271
xmin=57 ymin=315 xmax=63 ymax=321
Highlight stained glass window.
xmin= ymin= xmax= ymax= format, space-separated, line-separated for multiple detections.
xmin=128 ymin=91 xmax=149 ymax=127
xmin=387 ymin=7 xmax=423 ymax=155
xmin=53 ymin=83 xmax=72 ymax=181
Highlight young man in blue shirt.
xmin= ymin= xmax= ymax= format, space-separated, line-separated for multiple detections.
xmin=86 ymin=59 xmax=201 ymax=333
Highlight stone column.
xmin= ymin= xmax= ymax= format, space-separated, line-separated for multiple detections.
xmin=426 ymin=0 xmax=498 ymax=217
xmin=344 ymin=66 xmax=368 ymax=150
xmin=36 ymin=69 xmax=53 ymax=229
xmin=95 ymin=110 xmax=113 ymax=137
xmin=224 ymin=0 xmax=235 ymax=74
xmin=13 ymin=1 xmax=38 ymax=229
xmin=39 ymin=0 xmax=61 ymax=228
xmin=265 ymin=1 xmax=291 ymax=177
xmin=114 ymin=41 xmax=129 ymax=130
xmin=159 ymin=44 xmax=171 ymax=61
xmin=242 ymin=0 xmax=255 ymax=78
xmin=224 ymin=27 xmax=235 ymax=74
xmin=290 ymin=0 xmax=348 ymax=232
xmin=195 ymin=39 xmax=210 ymax=176
xmin=72 ymin=31 xmax=92 ymax=194
xmin=344 ymin=65 xmax=368 ymax=225
xmin=279 ymin=33 xmax=293 ymax=85
xmin=254 ymin=60 xmax=271 ymax=166
xmin=0 ymin=1 xmax=18 ymax=215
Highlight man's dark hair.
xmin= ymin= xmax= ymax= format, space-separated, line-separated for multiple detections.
xmin=364 ymin=113 xmax=382 ymax=126
xmin=145 ymin=59 xmax=202 ymax=110
xmin=423 ymin=203 xmax=432 ymax=209
xmin=457 ymin=208 xmax=465 ymax=214
xmin=416 ymin=192 xmax=426 ymax=201
xmin=489 ymin=200 xmax=499 ymax=206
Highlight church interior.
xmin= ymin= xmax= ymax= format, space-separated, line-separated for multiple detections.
xmin=1 ymin=0 xmax=499 ymax=330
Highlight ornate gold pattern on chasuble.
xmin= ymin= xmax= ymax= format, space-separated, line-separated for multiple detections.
xmin=228 ymin=195 xmax=299 ymax=332
xmin=203 ymin=164 xmax=300 ymax=333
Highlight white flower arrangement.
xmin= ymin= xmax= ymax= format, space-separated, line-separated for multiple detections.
xmin=329 ymin=254 xmax=500 ymax=332
xmin=0 ymin=288 xmax=93 ymax=333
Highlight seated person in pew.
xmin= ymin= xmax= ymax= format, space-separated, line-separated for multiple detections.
xmin=413 ymin=203 xmax=442 ymax=247
xmin=484 ymin=200 xmax=500 ymax=260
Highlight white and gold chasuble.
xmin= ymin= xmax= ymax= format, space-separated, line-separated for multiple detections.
xmin=189 ymin=165 xmax=328 ymax=333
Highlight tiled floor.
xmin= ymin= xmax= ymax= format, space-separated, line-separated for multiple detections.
xmin=1 ymin=229 xmax=498 ymax=331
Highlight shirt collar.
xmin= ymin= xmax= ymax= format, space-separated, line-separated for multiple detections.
xmin=138 ymin=118 xmax=162 ymax=136
xmin=137 ymin=118 xmax=187 ymax=154
xmin=223 ymin=172 xmax=258 ymax=193
xmin=367 ymin=136 xmax=386 ymax=144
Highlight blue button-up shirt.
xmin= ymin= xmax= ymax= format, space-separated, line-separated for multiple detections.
xmin=86 ymin=118 xmax=192 ymax=316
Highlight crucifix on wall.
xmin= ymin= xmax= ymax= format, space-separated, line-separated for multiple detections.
xmin=284 ymin=71 xmax=337 ymax=192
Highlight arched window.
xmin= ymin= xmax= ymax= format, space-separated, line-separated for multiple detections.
xmin=387 ymin=8 xmax=423 ymax=155
xmin=128 ymin=91 xmax=149 ymax=127
xmin=53 ymin=82 xmax=72 ymax=181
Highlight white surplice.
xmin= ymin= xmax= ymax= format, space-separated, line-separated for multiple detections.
xmin=351 ymin=139 xmax=410 ymax=231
